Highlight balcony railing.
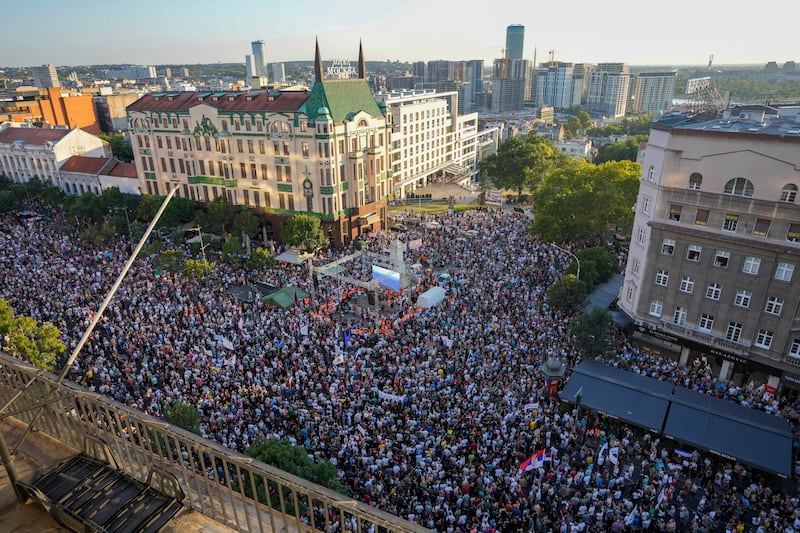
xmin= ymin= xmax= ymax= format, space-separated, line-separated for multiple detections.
xmin=0 ymin=353 xmax=431 ymax=533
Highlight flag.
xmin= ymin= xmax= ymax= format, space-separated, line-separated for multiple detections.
xmin=608 ymin=446 xmax=619 ymax=466
xmin=294 ymin=289 xmax=299 ymax=304
xmin=543 ymin=450 xmax=553 ymax=462
xmin=519 ymin=450 xmax=546 ymax=474
xmin=519 ymin=455 xmax=535 ymax=474
xmin=343 ymin=327 xmax=352 ymax=346
xmin=333 ymin=354 xmax=345 ymax=366
xmin=674 ymin=448 xmax=692 ymax=459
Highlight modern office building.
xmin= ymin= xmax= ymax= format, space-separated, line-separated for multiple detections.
xmin=534 ymin=62 xmax=580 ymax=110
xmin=629 ymin=71 xmax=678 ymax=116
xmin=245 ymin=55 xmax=256 ymax=81
xmin=618 ymin=104 xmax=800 ymax=393
xmin=251 ymin=40 xmax=268 ymax=80
xmin=505 ymin=25 xmax=525 ymax=61
xmin=127 ymin=41 xmax=390 ymax=248
xmin=31 ymin=64 xmax=60 ymax=88
xmin=272 ymin=63 xmax=286 ymax=84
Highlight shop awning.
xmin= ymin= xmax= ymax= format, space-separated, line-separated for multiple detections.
xmin=561 ymin=361 xmax=794 ymax=477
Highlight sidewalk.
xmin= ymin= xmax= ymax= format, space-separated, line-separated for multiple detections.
xmin=0 ymin=417 xmax=237 ymax=533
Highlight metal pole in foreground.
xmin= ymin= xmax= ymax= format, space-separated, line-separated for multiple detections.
xmin=551 ymin=242 xmax=580 ymax=281
xmin=0 ymin=186 xmax=179 ymax=499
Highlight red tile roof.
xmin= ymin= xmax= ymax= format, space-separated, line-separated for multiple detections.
xmin=127 ymin=91 xmax=309 ymax=113
xmin=59 ymin=155 xmax=111 ymax=174
xmin=0 ymin=127 xmax=70 ymax=145
xmin=106 ymin=161 xmax=138 ymax=178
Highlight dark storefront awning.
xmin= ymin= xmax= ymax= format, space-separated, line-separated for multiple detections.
xmin=561 ymin=361 xmax=794 ymax=477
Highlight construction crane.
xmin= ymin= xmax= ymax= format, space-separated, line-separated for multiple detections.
xmin=548 ymin=49 xmax=557 ymax=63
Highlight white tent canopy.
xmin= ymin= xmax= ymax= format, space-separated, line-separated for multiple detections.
xmin=417 ymin=286 xmax=446 ymax=309
xmin=275 ymin=248 xmax=313 ymax=265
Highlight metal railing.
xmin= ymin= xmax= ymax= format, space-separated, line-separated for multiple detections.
xmin=0 ymin=353 xmax=431 ymax=533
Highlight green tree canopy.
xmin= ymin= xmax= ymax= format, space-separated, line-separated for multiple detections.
xmin=478 ymin=134 xmax=565 ymax=196
xmin=202 ymin=196 xmax=235 ymax=237
xmin=281 ymin=214 xmax=328 ymax=254
xmin=163 ymin=401 xmax=201 ymax=434
xmin=183 ymin=258 xmax=215 ymax=277
xmin=98 ymin=133 xmax=134 ymax=162
xmin=0 ymin=299 xmax=65 ymax=370
xmin=247 ymin=438 xmax=344 ymax=492
xmin=571 ymin=307 xmax=617 ymax=358
xmin=546 ymin=274 xmax=587 ymax=315
xmin=532 ymin=159 xmax=640 ymax=243
xmin=246 ymin=247 xmax=275 ymax=271
xmin=593 ymin=136 xmax=648 ymax=164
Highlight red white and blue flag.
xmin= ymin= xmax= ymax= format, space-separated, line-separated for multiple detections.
xmin=519 ymin=449 xmax=548 ymax=474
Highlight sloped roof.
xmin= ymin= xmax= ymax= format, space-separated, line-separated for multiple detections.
xmin=0 ymin=127 xmax=70 ymax=145
xmin=105 ymin=161 xmax=138 ymax=178
xmin=303 ymin=79 xmax=384 ymax=123
xmin=127 ymin=91 xmax=308 ymax=113
xmin=59 ymin=155 xmax=111 ymax=174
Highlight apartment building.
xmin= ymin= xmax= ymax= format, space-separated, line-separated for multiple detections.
xmin=0 ymin=123 xmax=108 ymax=187
xmin=618 ymin=105 xmax=800 ymax=394
xmin=629 ymin=71 xmax=678 ymax=116
xmin=126 ymin=42 xmax=391 ymax=248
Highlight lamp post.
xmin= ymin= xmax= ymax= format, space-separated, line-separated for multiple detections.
xmin=112 ymin=206 xmax=132 ymax=244
xmin=551 ymin=243 xmax=580 ymax=281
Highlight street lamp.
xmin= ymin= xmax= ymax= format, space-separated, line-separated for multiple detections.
xmin=112 ymin=206 xmax=132 ymax=243
xmin=551 ymin=243 xmax=580 ymax=281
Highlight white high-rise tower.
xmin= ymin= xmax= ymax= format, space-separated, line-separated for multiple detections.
xmin=251 ymin=40 xmax=267 ymax=81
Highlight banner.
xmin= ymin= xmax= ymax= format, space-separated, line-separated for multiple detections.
xmin=485 ymin=191 xmax=503 ymax=206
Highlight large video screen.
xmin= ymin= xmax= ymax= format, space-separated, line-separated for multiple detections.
xmin=372 ymin=264 xmax=401 ymax=291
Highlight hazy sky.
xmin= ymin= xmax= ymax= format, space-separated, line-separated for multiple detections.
xmin=3 ymin=0 xmax=798 ymax=68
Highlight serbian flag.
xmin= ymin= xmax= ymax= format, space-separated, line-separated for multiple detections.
xmin=519 ymin=450 xmax=546 ymax=474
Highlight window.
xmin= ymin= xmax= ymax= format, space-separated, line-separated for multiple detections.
xmin=734 ymin=290 xmax=751 ymax=308
xmin=259 ymin=140 xmax=266 ymax=154
xmin=780 ymin=184 xmax=797 ymax=203
xmin=641 ymin=195 xmax=652 ymax=214
xmin=661 ymin=239 xmax=675 ymax=255
xmin=787 ymin=223 xmax=800 ymax=243
xmin=282 ymin=141 xmax=290 ymax=156
xmin=247 ymin=140 xmax=254 ymax=154
xmin=649 ymin=300 xmax=663 ymax=317
xmin=742 ymin=257 xmax=761 ymax=275
xmin=626 ymin=286 xmax=633 ymax=302
xmin=647 ymin=165 xmax=655 ymax=182
xmin=752 ymin=218 xmax=770 ymax=237
xmin=669 ymin=204 xmax=682 ymax=221
xmin=724 ymin=177 xmax=754 ymax=197
xmin=679 ymin=276 xmax=694 ymax=294
xmin=714 ymin=251 xmax=730 ymax=268
xmin=673 ymin=306 xmax=687 ymax=326
xmin=632 ymin=258 xmax=640 ymax=274
xmin=726 ymin=322 xmax=743 ymax=342
xmin=698 ymin=313 xmax=714 ymax=332
xmin=765 ymin=296 xmax=784 ymax=316
xmin=302 ymin=142 xmax=310 ymax=158
xmin=237 ymin=139 xmax=244 ymax=152
xmin=755 ymin=329 xmax=773 ymax=349
xmin=655 ymin=270 xmax=669 ymax=287
xmin=775 ymin=262 xmax=795 ymax=282
xmin=688 ymin=172 xmax=703 ymax=190
xmin=687 ymin=245 xmax=702 ymax=262
xmin=790 ymin=339 xmax=800 ymax=359
xmin=722 ymin=213 xmax=739 ymax=232
xmin=705 ymin=282 xmax=722 ymax=300
xmin=637 ymin=227 xmax=646 ymax=245
xmin=694 ymin=209 xmax=709 ymax=226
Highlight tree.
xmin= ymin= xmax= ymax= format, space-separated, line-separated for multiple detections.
xmin=0 ymin=299 xmax=65 ymax=370
xmin=246 ymin=439 xmax=344 ymax=493
xmin=231 ymin=207 xmax=260 ymax=253
xmin=183 ymin=258 xmax=215 ymax=277
xmin=478 ymin=135 xmax=563 ymax=197
xmin=593 ymin=137 xmax=647 ymax=164
xmin=163 ymin=401 xmax=201 ymax=434
xmin=246 ymin=247 xmax=275 ymax=271
xmin=0 ymin=190 xmax=16 ymax=213
xmin=281 ymin=214 xmax=328 ymax=254
xmin=571 ymin=307 xmax=616 ymax=358
xmin=221 ymin=234 xmax=243 ymax=262
xmin=98 ymin=133 xmax=134 ymax=162
xmin=152 ymin=250 xmax=184 ymax=273
xmin=546 ymin=274 xmax=587 ymax=314
xmin=203 ymin=196 xmax=234 ymax=237
xmin=532 ymin=160 xmax=640 ymax=244
xmin=547 ymin=272 xmax=587 ymax=314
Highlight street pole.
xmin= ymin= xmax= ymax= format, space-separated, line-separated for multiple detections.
xmin=551 ymin=243 xmax=580 ymax=281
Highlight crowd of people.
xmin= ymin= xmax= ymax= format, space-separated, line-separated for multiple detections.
xmin=1 ymin=202 xmax=799 ymax=532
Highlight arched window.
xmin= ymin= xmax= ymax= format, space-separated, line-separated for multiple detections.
xmin=271 ymin=121 xmax=289 ymax=134
xmin=723 ymin=177 xmax=754 ymax=197
xmin=688 ymin=172 xmax=703 ymax=191
xmin=780 ymin=183 xmax=798 ymax=203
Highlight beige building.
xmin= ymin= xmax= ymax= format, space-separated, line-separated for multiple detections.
xmin=126 ymin=41 xmax=390 ymax=248
xmin=618 ymin=105 xmax=800 ymax=392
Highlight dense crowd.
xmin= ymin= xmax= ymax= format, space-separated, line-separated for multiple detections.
xmin=1 ymin=203 xmax=799 ymax=532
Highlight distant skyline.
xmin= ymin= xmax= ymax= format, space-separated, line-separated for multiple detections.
xmin=2 ymin=0 xmax=798 ymax=69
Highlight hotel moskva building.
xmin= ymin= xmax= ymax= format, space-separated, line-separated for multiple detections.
xmin=126 ymin=42 xmax=391 ymax=248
